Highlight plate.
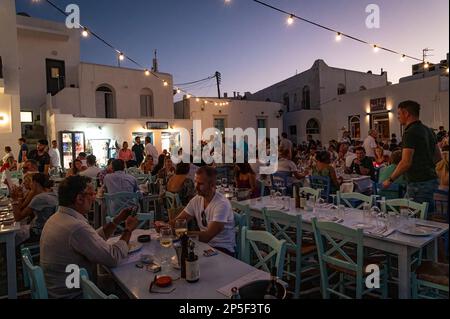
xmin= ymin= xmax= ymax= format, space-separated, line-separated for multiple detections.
xmin=127 ymin=242 xmax=143 ymax=254
xmin=398 ymin=226 xmax=434 ymax=237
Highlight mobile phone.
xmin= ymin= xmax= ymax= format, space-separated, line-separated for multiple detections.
xmin=147 ymin=262 xmax=162 ymax=273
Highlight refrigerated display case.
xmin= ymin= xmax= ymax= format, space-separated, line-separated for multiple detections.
xmin=60 ymin=131 xmax=85 ymax=169
xmin=86 ymin=139 xmax=111 ymax=168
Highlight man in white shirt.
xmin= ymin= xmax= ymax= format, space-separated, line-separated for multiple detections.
xmin=80 ymin=155 xmax=102 ymax=179
xmin=338 ymin=143 xmax=357 ymax=168
xmin=172 ymin=166 xmax=235 ymax=256
xmin=363 ymin=129 xmax=378 ymax=158
xmin=40 ymin=175 xmax=139 ymax=299
xmin=279 ymin=132 xmax=293 ymax=160
xmin=48 ymin=140 xmax=61 ymax=169
xmin=144 ymin=136 xmax=159 ymax=163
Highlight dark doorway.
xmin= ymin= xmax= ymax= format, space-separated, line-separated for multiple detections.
xmin=46 ymin=59 xmax=65 ymax=96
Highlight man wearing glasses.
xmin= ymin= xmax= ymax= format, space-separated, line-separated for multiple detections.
xmin=40 ymin=175 xmax=139 ymax=299
xmin=172 ymin=166 xmax=236 ymax=256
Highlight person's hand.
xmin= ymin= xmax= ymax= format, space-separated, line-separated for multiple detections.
xmin=124 ymin=216 xmax=139 ymax=232
xmin=382 ymin=179 xmax=392 ymax=189
xmin=354 ymin=159 xmax=361 ymax=165
xmin=10 ymin=186 xmax=23 ymax=201
xmin=154 ymin=221 xmax=169 ymax=233
xmin=115 ymin=207 xmax=133 ymax=224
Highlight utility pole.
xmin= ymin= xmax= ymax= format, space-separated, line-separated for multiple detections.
xmin=215 ymin=71 xmax=222 ymax=99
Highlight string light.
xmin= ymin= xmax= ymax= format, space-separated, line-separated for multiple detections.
xmin=81 ymin=27 xmax=89 ymax=38
xmin=424 ymin=62 xmax=429 ymax=69
xmin=373 ymin=45 xmax=379 ymax=53
xmin=286 ymin=15 xmax=294 ymax=25
xmin=118 ymin=52 xmax=125 ymax=61
xmin=335 ymin=32 xmax=342 ymax=42
xmin=144 ymin=69 xmax=150 ymax=76
xmin=400 ymin=54 xmax=406 ymax=62
xmin=163 ymin=80 xmax=169 ymax=87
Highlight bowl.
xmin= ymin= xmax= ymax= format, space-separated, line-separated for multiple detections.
xmin=238 ymin=280 xmax=286 ymax=299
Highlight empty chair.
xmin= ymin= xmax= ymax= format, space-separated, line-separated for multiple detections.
xmin=79 ymin=268 xmax=118 ymax=299
xmin=336 ymin=192 xmax=374 ymax=210
xmin=263 ymin=209 xmax=317 ymax=299
xmin=312 ymin=218 xmax=388 ymax=299
xmin=241 ymin=226 xmax=287 ymax=278
xmin=165 ymin=191 xmax=182 ymax=210
xmin=309 ymin=176 xmax=331 ymax=202
xmin=412 ymin=260 xmax=449 ymax=299
xmin=299 ymin=187 xmax=321 ymax=202
xmin=21 ymin=248 xmax=48 ymax=299
xmin=381 ymin=198 xmax=428 ymax=220
xmin=104 ymin=192 xmax=152 ymax=229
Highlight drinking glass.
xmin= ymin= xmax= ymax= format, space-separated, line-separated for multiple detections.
xmin=174 ymin=219 xmax=188 ymax=239
xmin=222 ymin=178 xmax=228 ymax=188
xmin=159 ymin=226 xmax=173 ymax=271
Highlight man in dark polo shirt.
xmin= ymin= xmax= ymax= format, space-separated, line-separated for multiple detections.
xmin=383 ymin=100 xmax=442 ymax=213
xmin=347 ymin=146 xmax=375 ymax=180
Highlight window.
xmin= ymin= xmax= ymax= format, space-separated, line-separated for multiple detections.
xmin=283 ymin=93 xmax=290 ymax=112
xmin=95 ymin=85 xmax=116 ymax=119
xmin=289 ymin=125 xmax=297 ymax=136
xmin=302 ymin=86 xmax=311 ymax=109
xmin=348 ymin=115 xmax=361 ymax=139
xmin=214 ymin=118 xmax=226 ymax=135
xmin=257 ymin=118 xmax=267 ymax=129
xmin=306 ymin=119 xmax=320 ymax=135
xmin=337 ymin=84 xmax=346 ymax=95
xmin=20 ymin=111 xmax=33 ymax=123
xmin=140 ymin=88 xmax=154 ymax=117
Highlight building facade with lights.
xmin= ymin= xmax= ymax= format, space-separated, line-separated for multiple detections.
xmin=247 ymin=59 xmax=389 ymax=144
xmin=0 ymin=0 xmax=22 ymax=155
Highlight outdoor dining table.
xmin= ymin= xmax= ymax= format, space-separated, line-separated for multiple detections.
xmin=106 ymin=229 xmax=270 ymax=299
xmin=237 ymin=196 xmax=449 ymax=299
xmin=0 ymin=202 xmax=21 ymax=299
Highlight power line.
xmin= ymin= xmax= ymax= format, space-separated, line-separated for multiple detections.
xmin=175 ymin=74 xmax=216 ymax=86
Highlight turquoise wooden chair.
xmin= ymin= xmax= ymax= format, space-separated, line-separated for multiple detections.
xmin=372 ymin=182 xmax=405 ymax=200
xmin=311 ymin=218 xmax=388 ymax=299
xmin=233 ymin=212 xmax=246 ymax=260
xmin=336 ymin=192 xmax=374 ymax=210
xmin=381 ymin=198 xmax=428 ymax=220
xmin=79 ymin=268 xmax=119 ymax=299
xmin=412 ymin=261 xmax=449 ymax=299
xmin=21 ymin=248 xmax=48 ymax=299
xmin=231 ymin=201 xmax=251 ymax=229
xmin=241 ymin=226 xmax=287 ymax=279
xmin=165 ymin=191 xmax=181 ymax=210
xmin=262 ymin=209 xmax=318 ymax=299
xmin=104 ymin=192 xmax=152 ymax=230
xmin=299 ymin=187 xmax=321 ymax=202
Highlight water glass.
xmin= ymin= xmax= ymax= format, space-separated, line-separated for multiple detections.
xmin=174 ymin=219 xmax=188 ymax=239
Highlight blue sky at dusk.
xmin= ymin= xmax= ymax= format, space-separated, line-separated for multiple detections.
xmin=16 ymin=0 xmax=449 ymax=98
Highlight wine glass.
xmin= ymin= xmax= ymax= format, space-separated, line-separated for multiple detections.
xmin=221 ymin=178 xmax=228 ymax=188
xmin=175 ymin=219 xmax=188 ymax=239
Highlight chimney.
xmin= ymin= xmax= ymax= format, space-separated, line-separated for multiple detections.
xmin=224 ymin=92 xmax=228 ymax=98
xmin=152 ymin=49 xmax=158 ymax=72
xmin=381 ymin=68 xmax=384 ymax=75
xmin=233 ymin=92 xmax=236 ymax=98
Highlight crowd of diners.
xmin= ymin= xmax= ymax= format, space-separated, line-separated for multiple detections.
xmin=0 ymin=100 xmax=448 ymax=298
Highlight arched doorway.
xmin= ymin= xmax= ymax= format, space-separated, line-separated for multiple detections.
xmin=95 ymin=85 xmax=116 ymax=119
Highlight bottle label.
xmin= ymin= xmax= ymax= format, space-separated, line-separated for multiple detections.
xmin=186 ymin=260 xmax=200 ymax=282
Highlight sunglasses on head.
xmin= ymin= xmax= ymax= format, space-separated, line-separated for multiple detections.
xmin=201 ymin=210 xmax=208 ymax=227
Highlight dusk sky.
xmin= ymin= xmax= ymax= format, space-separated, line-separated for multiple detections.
xmin=16 ymin=0 xmax=449 ymax=98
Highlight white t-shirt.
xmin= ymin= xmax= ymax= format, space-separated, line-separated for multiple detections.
xmin=185 ymin=192 xmax=235 ymax=253
xmin=145 ymin=143 xmax=159 ymax=162
xmin=280 ymin=138 xmax=293 ymax=153
xmin=48 ymin=148 xmax=61 ymax=168
xmin=80 ymin=166 xmax=102 ymax=179
xmin=277 ymin=158 xmax=298 ymax=172
xmin=363 ymin=136 xmax=377 ymax=158
xmin=344 ymin=152 xmax=357 ymax=168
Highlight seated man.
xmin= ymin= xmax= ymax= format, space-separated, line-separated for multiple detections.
xmin=40 ymin=175 xmax=139 ymax=299
xmin=172 ymin=166 xmax=236 ymax=256
xmin=277 ymin=148 xmax=306 ymax=181
xmin=80 ymin=155 xmax=102 ymax=179
xmin=346 ymin=146 xmax=375 ymax=180
xmin=103 ymin=159 xmax=138 ymax=194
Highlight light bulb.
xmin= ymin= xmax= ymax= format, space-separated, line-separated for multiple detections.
xmin=373 ymin=45 xmax=379 ymax=53
xmin=81 ymin=28 xmax=89 ymax=38
xmin=119 ymin=53 xmax=125 ymax=61
xmin=144 ymin=69 xmax=150 ymax=76
xmin=163 ymin=81 xmax=168 ymax=87
xmin=400 ymin=55 xmax=406 ymax=62
xmin=335 ymin=32 xmax=342 ymax=42
xmin=287 ymin=15 xmax=294 ymax=25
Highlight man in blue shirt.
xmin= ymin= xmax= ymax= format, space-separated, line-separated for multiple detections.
xmin=103 ymin=159 xmax=138 ymax=194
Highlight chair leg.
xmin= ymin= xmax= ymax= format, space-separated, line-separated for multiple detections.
xmin=294 ymin=254 xmax=301 ymax=299
xmin=339 ymin=273 xmax=345 ymax=295
xmin=382 ymin=268 xmax=389 ymax=298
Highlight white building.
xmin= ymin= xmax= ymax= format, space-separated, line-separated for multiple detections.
xmin=321 ymin=74 xmax=449 ymax=144
xmin=248 ymin=59 xmax=389 ymax=143
xmin=0 ymin=0 xmax=21 ymax=155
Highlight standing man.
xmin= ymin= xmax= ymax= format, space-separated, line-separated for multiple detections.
xmin=363 ymin=129 xmax=378 ymax=159
xmin=144 ymin=136 xmax=159 ymax=164
xmin=28 ymin=140 xmax=51 ymax=174
xmin=48 ymin=140 xmax=61 ymax=170
xmin=383 ymin=101 xmax=442 ymax=210
xmin=132 ymin=136 xmax=145 ymax=167
xmin=18 ymin=138 xmax=28 ymax=164
xmin=279 ymin=132 xmax=293 ymax=160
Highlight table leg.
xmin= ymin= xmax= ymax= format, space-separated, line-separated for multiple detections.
xmin=397 ymin=247 xmax=412 ymax=299
xmin=6 ymin=233 xmax=17 ymax=299
xmin=426 ymin=238 xmax=438 ymax=262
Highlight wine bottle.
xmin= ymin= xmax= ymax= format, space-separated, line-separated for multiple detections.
xmin=186 ymin=241 xmax=200 ymax=283
xmin=264 ymin=267 xmax=279 ymax=299
xmin=180 ymin=234 xmax=189 ymax=279
xmin=230 ymin=287 xmax=241 ymax=299
xmin=294 ymin=186 xmax=300 ymax=209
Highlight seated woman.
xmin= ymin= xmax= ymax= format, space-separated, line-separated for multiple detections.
xmin=11 ymin=173 xmax=58 ymax=245
xmin=158 ymin=156 xmax=176 ymax=185
xmin=166 ymin=162 xmax=196 ymax=206
xmin=151 ymin=154 xmax=166 ymax=176
xmin=66 ymin=159 xmax=84 ymax=177
xmin=379 ymin=150 xmax=406 ymax=199
xmin=374 ymin=146 xmax=386 ymax=167
xmin=234 ymin=163 xmax=258 ymax=198
xmin=140 ymin=155 xmax=154 ymax=174
xmin=311 ymin=151 xmax=341 ymax=194
xmin=1 ymin=146 xmax=17 ymax=172
xmin=436 ymin=145 xmax=449 ymax=192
